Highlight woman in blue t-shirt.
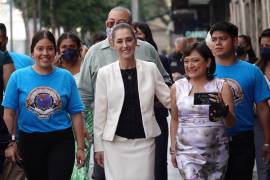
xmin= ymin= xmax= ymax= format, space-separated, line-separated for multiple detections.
xmin=2 ymin=30 xmax=85 ymax=180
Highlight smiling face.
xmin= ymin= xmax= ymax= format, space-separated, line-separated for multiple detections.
xmin=184 ymin=50 xmax=210 ymax=80
xmin=134 ymin=27 xmax=146 ymax=40
xmin=32 ymin=38 xmax=56 ymax=71
xmin=211 ymin=31 xmax=237 ymax=59
xmin=112 ymin=28 xmax=137 ymax=61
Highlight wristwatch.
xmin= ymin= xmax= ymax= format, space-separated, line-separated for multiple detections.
xmin=11 ymin=134 xmax=16 ymax=142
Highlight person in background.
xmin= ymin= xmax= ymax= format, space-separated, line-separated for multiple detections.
xmin=78 ymin=6 xmax=171 ymax=180
xmin=2 ymin=30 xmax=85 ymax=180
xmin=170 ymin=42 xmax=235 ymax=179
xmin=55 ymin=32 xmax=83 ymax=82
xmin=94 ymin=23 xmax=170 ymax=180
xmin=0 ymin=51 xmax=15 ymax=180
xmin=133 ymin=21 xmax=172 ymax=180
xmin=92 ymin=32 xmax=107 ymax=45
xmin=236 ymin=35 xmax=257 ymax=64
xmin=210 ymin=21 xmax=270 ymax=180
xmin=55 ymin=32 xmax=92 ymax=180
xmin=168 ymin=36 xmax=187 ymax=81
xmin=255 ymin=28 xmax=270 ymax=180
xmin=0 ymin=23 xmax=34 ymax=70
xmin=0 ymin=23 xmax=34 ymax=180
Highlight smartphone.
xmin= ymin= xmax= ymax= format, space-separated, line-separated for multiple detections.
xmin=194 ymin=92 xmax=218 ymax=105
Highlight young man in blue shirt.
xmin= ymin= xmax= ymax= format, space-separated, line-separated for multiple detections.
xmin=210 ymin=21 xmax=270 ymax=180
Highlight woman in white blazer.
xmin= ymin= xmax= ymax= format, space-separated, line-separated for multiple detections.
xmin=94 ymin=23 xmax=171 ymax=180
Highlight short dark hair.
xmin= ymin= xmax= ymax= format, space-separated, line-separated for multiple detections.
xmin=111 ymin=23 xmax=136 ymax=41
xmin=0 ymin=23 xmax=7 ymax=37
xmin=183 ymin=42 xmax=216 ymax=80
xmin=259 ymin=28 xmax=270 ymax=44
xmin=57 ymin=32 xmax=81 ymax=51
xmin=210 ymin=21 xmax=238 ymax=38
xmin=31 ymin=30 xmax=56 ymax=53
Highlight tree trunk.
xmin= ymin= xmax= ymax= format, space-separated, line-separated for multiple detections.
xmin=21 ymin=0 xmax=30 ymax=54
xmin=32 ymin=0 xmax=37 ymax=34
xmin=50 ymin=0 xmax=56 ymax=34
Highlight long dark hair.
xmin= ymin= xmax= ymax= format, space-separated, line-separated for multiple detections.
xmin=257 ymin=28 xmax=270 ymax=73
xmin=239 ymin=35 xmax=257 ymax=63
xmin=133 ymin=22 xmax=158 ymax=51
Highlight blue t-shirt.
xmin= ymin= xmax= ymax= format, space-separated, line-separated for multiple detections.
xmin=2 ymin=66 xmax=84 ymax=133
xmin=215 ymin=59 xmax=270 ymax=135
xmin=9 ymin=52 xmax=34 ymax=70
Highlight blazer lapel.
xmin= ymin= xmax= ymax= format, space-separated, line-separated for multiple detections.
xmin=136 ymin=60 xmax=144 ymax=111
xmin=113 ymin=61 xmax=125 ymax=108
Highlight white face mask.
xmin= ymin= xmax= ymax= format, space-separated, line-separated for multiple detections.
xmin=106 ymin=25 xmax=115 ymax=39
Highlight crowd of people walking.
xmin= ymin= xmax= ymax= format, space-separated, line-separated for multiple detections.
xmin=0 ymin=5 xmax=270 ymax=180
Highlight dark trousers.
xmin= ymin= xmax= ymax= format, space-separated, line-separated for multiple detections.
xmin=254 ymin=119 xmax=270 ymax=180
xmin=19 ymin=128 xmax=75 ymax=180
xmin=225 ymin=131 xmax=255 ymax=180
xmin=154 ymin=114 xmax=168 ymax=180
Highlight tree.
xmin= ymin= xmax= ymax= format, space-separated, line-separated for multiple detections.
xmin=14 ymin=0 xmax=170 ymax=48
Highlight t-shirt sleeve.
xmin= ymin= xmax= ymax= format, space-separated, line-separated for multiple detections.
xmin=2 ymin=72 xmax=18 ymax=110
xmin=254 ymin=66 xmax=270 ymax=104
xmin=3 ymin=52 xmax=13 ymax=65
xmin=67 ymin=75 xmax=84 ymax=114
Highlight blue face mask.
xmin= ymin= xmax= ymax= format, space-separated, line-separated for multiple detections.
xmin=260 ymin=47 xmax=270 ymax=61
xmin=62 ymin=48 xmax=78 ymax=62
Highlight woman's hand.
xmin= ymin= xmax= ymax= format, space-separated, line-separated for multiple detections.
xmin=76 ymin=148 xmax=85 ymax=168
xmin=5 ymin=142 xmax=18 ymax=162
xmin=95 ymin=151 xmax=104 ymax=167
xmin=53 ymin=52 xmax=63 ymax=66
xmin=209 ymin=92 xmax=224 ymax=105
xmin=171 ymin=153 xmax=178 ymax=168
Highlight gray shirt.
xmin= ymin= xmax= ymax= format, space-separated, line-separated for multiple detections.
xmin=78 ymin=38 xmax=171 ymax=110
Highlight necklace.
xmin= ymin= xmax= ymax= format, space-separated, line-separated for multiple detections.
xmin=121 ymin=68 xmax=136 ymax=81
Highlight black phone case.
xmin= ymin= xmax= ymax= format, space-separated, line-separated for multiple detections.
xmin=194 ymin=92 xmax=218 ymax=105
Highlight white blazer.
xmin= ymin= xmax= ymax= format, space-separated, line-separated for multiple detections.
xmin=94 ymin=59 xmax=171 ymax=152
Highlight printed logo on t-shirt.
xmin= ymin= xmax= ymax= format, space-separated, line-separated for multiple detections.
xmin=26 ymin=87 xmax=61 ymax=119
xmin=224 ymin=78 xmax=243 ymax=105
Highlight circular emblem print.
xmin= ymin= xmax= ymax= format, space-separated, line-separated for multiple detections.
xmin=26 ymin=87 xmax=61 ymax=119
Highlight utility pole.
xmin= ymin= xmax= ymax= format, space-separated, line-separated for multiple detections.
xmin=9 ymin=0 xmax=13 ymax=51
xmin=131 ymin=0 xmax=139 ymax=22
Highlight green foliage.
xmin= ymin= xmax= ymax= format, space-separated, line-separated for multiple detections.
xmin=13 ymin=0 xmax=169 ymax=33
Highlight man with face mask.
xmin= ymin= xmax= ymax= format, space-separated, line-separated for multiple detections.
xmin=78 ymin=6 xmax=171 ymax=180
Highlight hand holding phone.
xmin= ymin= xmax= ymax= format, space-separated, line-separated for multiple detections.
xmin=194 ymin=92 xmax=218 ymax=105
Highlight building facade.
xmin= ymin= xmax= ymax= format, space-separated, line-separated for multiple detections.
xmin=230 ymin=0 xmax=270 ymax=53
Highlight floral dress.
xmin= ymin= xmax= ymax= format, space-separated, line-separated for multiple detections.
xmin=175 ymin=78 xmax=229 ymax=180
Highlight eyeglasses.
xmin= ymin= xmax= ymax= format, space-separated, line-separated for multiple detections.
xmin=107 ymin=20 xmax=129 ymax=28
